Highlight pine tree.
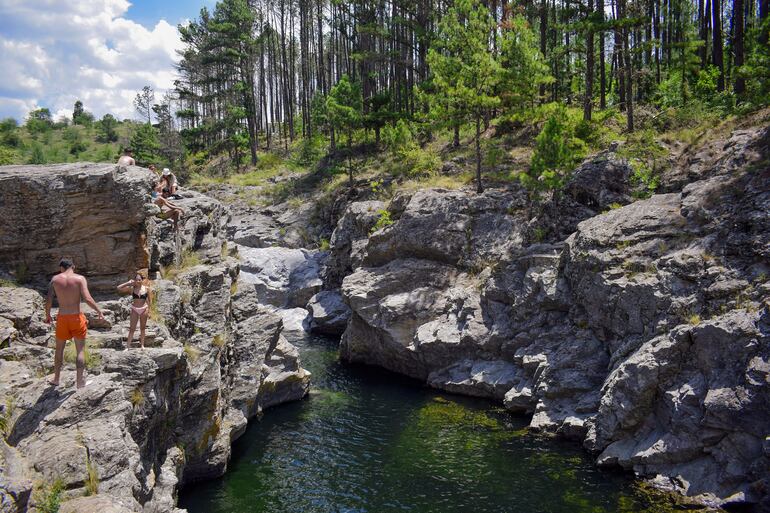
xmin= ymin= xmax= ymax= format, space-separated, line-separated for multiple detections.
xmin=428 ymin=0 xmax=501 ymax=193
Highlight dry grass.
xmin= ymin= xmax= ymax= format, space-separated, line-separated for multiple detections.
xmin=183 ymin=344 xmax=201 ymax=363
xmin=162 ymin=249 xmax=202 ymax=282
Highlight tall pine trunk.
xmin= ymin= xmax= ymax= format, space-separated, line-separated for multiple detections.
xmin=734 ymin=0 xmax=745 ymax=94
xmin=599 ymin=0 xmax=607 ymax=109
xmin=713 ymin=0 xmax=725 ymax=91
xmin=475 ymin=116 xmax=483 ymax=194
xmin=584 ymin=0 xmax=595 ymax=121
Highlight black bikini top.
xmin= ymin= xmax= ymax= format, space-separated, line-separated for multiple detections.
xmin=132 ymin=288 xmax=148 ymax=300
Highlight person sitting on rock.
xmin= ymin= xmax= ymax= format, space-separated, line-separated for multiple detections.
xmin=160 ymin=168 xmax=181 ymax=199
xmin=152 ymin=177 xmax=184 ymax=230
xmin=117 ymin=148 xmax=135 ymax=166
xmin=45 ymin=257 xmax=105 ymax=389
xmin=148 ymin=164 xmax=159 ymax=176
xmin=117 ymin=272 xmax=151 ymax=349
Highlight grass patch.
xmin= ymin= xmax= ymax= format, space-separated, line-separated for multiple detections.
xmin=211 ymin=334 xmax=226 ymax=348
xmin=197 ymin=416 xmax=222 ymax=454
xmin=63 ymin=340 xmax=101 ymax=370
xmin=148 ymin=290 xmax=162 ymax=323
xmin=129 ymin=387 xmax=144 ymax=407
xmin=399 ymin=172 xmax=474 ymax=191
xmin=0 ymin=279 xmax=18 ymax=288
xmin=183 ymin=344 xmax=200 ymax=363
xmin=162 ymin=249 xmax=201 ymax=282
xmin=687 ymin=313 xmax=702 ymax=325
xmin=33 ymin=478 xmax=65 ymax=513
xmin=84 ymin=453 xmax=99 ymax=496
xmin=0 ymin=396 xmax=15 ymax=438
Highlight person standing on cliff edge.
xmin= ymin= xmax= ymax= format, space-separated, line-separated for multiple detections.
xmin=45 ymin=258 xmax=105 ymax=389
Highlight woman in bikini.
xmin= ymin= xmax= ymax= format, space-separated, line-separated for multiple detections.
xmin=117 ymin=272 xmax=151 ymax=349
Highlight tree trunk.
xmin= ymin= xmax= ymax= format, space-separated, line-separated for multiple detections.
xmin=599 ymin=0 xmax=607 ymax=109
xmin=540 ymin=0 xmax=548 ymax=100
xmin=584 ymin=0 xmax=594 ymax=121
xmin=475 ymin=116 xmax=483 ymax=194
xmin=453 ymin=124 xmax=460 ymax=147
xmin=712 ymin=0 xmax=725 ymax=91
xmin=734 ymin=0 xmax=745 ymax=94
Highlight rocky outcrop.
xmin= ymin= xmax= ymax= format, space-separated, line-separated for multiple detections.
xmin=336 ymin=134 xmax=770 ymax=509
xmin=0 ymin=164 xmax=155 ymax=292
xmin=238 ymin=246 xmax=324 ymax=309
xmin=0 ymin=164 xmax=310 ymax=513
xmin=322 ymin=200 xmax=385 ymax=289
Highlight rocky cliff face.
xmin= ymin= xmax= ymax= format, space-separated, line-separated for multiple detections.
xmin=333 ymin=126 xmax=770 ymax=509
xmin=0 ymin=164 xmax=309 ymax=513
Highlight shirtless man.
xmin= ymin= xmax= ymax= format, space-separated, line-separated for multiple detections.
xmin=45 ymin=258 xmax=105 ymax=389
xmin=117 ymin=148 xmax=135 ymax=166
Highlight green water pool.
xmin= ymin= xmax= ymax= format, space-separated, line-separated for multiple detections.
xmin=179 ymin=335 xmax=675 ymax=513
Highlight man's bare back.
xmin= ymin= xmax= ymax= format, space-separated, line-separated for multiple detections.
xmin=50 ymin=272 xmax=87 ymax=315
xmin=117 ymin=155 xmax=136 ymax=166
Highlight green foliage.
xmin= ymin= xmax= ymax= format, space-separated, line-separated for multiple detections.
xmin=738 ymin=18 xmax=770 ymax=107
xmin=28 ymin=143 xmax=47 ymax=164
xmin=427 ymin=0 xmax=501 ymax=127
xmin=381 ymin=119 xmax=413 ymax=152
xmin=370 ymin=209 xmax=394 ymax=233
xmin=130 ymin=123 xmax=161 ymax=166
xmin=529 ymin=105 xmax=587 ymax=189
xmin=26 ymin=108 xmax=53 ymax=134
xmin=34 ymin=478 xmax=65 ymax=513
xmin=97 ymin=114 xmax=119 ymax=142
xmin=498 ymin=15 xmax=551 ymax=112
xmin=0 ymin=147 xmax=18 ymax=165
xmin=327 ymin=75 xmax=363 ymax=147
xmin=617 ymin=129 xmax=667 ymax=198
xmin=0 ymin=118 xmax=17 ymax=132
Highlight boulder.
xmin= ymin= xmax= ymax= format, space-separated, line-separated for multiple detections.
xmin=323 ymin=200 xmax=385 ymax=288
xmin=238 ymin=246 xmax=323 ymax=308
xmin=0 ymin=164 xmax=155 ymax=292
xmin=307 ymin=290 xmax=351 ymax=335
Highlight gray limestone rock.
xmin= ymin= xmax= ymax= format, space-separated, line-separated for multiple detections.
xmin=307 ymin=290 xmax=351 ymax=335
xmin=238 ymin=246 xmax=323 ymax=308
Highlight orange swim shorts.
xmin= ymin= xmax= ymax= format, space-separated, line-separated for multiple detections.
xmin=55 ymin=313 xmax=87 ymax=340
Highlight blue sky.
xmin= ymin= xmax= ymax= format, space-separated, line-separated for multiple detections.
xmin=0 ymin=0 xmax=214 ymax=122
xmin=126 ymin=0 xmax=211 ymax=30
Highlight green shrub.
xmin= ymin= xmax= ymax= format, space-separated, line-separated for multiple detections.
xmin=529 ymin=106 xmax=587 ymax=189
xmin=34 ymin=478 xmax=65 ymax=513
xmin=28 ymin=143 xmax=47 ymax=164
xmin=0 ymin=147 xmax=18 ymax=165
xmin=370 ymin=210 xmax=393 ymax=233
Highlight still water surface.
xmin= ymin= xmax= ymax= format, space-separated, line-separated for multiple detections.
xmin=180 ymin=335 xmax=666 ymax=513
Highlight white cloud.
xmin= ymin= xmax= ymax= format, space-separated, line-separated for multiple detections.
xmin=0 ymin=0 xmax=183 ymax=122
